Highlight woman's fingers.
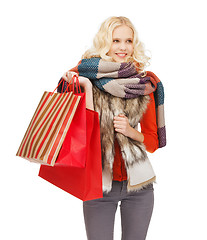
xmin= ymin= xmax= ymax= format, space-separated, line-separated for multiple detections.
xmin=114 ymin=115 xmax=126 ymax=128
xmin=62 ymin=72 xmax=92 ymax=91
xmin=62 ymin=71 xmax=78 ymax=82
xmin=62 ymin=72 xmax=67 ymax=81
xmin=113 ymin=115 xmax=132 ymax=137
xmin=66 ymin=71 xmax=72 ymax=82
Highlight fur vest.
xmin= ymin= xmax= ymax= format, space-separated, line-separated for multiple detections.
xmin=93 ymin=86 xmax=156 ymax=193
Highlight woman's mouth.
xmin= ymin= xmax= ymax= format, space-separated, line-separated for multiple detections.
xmin=116 ymin=53 xmax=127 ymax=58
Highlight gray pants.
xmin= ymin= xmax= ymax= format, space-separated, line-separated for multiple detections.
xmin=83 ymin=180 xmax=154 ymax=240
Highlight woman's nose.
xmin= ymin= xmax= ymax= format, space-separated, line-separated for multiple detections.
xmin=119 ymin=42 xmax=126 ymax=51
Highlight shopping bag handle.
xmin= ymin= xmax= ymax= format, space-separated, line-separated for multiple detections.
xmin=51 ymin=75 xmax=81 ymax=94
xmin=67 ymin=75 xmax=81 ymax=93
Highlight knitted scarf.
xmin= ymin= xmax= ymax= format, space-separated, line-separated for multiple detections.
xmin=69 ymin=57 xmax=166 ymax=148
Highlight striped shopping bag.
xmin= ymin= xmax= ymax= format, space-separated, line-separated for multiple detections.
xmin=16 ymin=80 xmax=81 ymax=166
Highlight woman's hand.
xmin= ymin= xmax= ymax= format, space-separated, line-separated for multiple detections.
xmin=113 ymin=114 xmax=132 ymax=137
xmin=62 ymin=71 xmax=76 ymax=82
xmin=113 ymin=114 xmax=144 ymax=142
xmin=63 ymin=71 xmax=94 ymax=110
xmin=63 ymin=71 xmax=92 ymax=89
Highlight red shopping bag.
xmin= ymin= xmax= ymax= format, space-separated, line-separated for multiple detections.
xmin=38 ymin=109 xmax=103 ymax=201
xmin=16 ymin=78 xmax=81 ymax=166
xmin=55 ymin=77 xmax=86 ymax=167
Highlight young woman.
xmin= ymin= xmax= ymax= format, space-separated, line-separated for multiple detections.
xmin=61 ymin=16 xmax=166 ymax=240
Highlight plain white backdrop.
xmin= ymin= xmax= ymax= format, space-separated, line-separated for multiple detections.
xmin=1 ymin=0 xmax=207 ymax=239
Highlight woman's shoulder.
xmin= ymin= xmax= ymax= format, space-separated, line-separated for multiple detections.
xmin=146 ymin=71 xmax=160 ymax=82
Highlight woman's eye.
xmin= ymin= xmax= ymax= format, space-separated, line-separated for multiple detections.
xmin=113 ymin=39 xmax=132 ymax=43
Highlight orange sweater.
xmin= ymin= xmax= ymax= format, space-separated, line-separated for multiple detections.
xmin=113 ymin=92 xmax=158 ymax=181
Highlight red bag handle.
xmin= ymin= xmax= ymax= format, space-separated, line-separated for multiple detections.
xmin=65 ymin=75 xmax=81 ymax=93
xmin=67 ymin=75 xmax=81 ymax=93
xmin=51 ymin=75 xmax=81 ymax=95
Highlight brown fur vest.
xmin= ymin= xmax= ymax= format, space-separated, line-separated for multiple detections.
xmin=93 ymin=86 xmax=156 ymax=192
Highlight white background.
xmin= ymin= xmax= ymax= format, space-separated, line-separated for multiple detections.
xmin=1 ymin=0 xmax=207 ymax=239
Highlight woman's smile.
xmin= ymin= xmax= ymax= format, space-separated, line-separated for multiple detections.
xmin=116 ymin=53 xmax=127 ymax=58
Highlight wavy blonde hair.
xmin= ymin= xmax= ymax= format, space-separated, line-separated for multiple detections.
xmin=82 ymin=16 xmax=150 ymax=72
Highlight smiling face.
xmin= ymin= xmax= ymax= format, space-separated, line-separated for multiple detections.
xmin=107 ymin=25 xmax=134 ymax=63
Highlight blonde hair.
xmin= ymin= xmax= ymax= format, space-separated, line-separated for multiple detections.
xmin=82 ymin=16 xmax=150 ymax=72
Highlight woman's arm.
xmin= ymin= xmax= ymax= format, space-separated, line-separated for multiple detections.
xmin=63 ymin=71 xmax=94 ymax=110
xmin=113 ymin=93 xmax=159 ymax=153
xmin=83 ymin=81 xmax=94 ymax=110
xmin=140 ymin=93 xmax=159 ymax=152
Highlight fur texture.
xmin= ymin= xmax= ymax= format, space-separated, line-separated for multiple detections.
xmin=93 ymin=86 xmax=155 ymax=192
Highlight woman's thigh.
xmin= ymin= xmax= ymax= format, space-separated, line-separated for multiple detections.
xmin=83 ymin=182 xmax=122 ymax=240
xmin=120 ymin=184 xmax=154 ymax=240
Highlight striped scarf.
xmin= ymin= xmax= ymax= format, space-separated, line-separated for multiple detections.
xmin=61 ymin=57 xmax=166 ymax=148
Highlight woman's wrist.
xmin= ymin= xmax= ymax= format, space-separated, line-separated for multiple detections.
xmin=128 ymin=127 xmax=144 ymax=143
xmin=83 ymin=81 xmax=94 ymax=110
xmin=78 ymin=76 xmax=92 ymax=89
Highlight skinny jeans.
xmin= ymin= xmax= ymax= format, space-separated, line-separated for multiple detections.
xmin=83 ymin=180 xmax=154 ymax=240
